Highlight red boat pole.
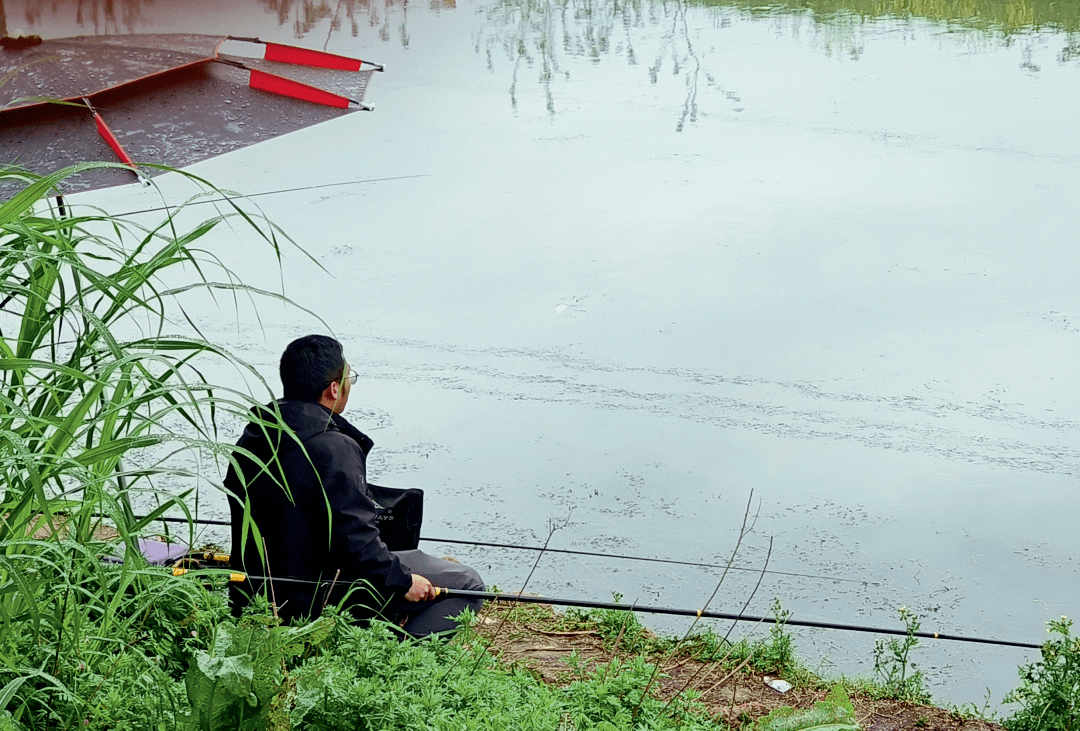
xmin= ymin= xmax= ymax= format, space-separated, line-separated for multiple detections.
xmin=82 ymin=98 xmax=146 ymax=183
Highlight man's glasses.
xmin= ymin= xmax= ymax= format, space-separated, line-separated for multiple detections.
xmin=326 ymin=372 xmax=359 ymax=389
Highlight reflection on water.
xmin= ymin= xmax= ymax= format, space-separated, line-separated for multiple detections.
xmin=707 ymin=0 xmax=1080 ymax=35
xmin=6 ymin=0 xmax=148 ymax=34
xmin=8 ymin=0 xmax=1077 ymax=42
xmin=473 ymin=0 xmax=1079 ymax=127
xmin=2 ymin=0 xmax=412 ymax=40
xmin=257 ymin=0 xmax=410 ymax=40
xmin=476 ymin=0 xmax=717 ymax=127
xmin=7 ymin=0 xmax=1076 ymax=84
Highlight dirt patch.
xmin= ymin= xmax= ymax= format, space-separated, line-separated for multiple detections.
xmin=477 ymin=602 xmax=1001 ymax=731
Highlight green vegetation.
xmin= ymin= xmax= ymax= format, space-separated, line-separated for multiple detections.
xmin=1004 ymin=616 xmax=1080 ymax=731
xmin=868 ymin=607 xmax=932 ymax=704
xmin=750 ymin=684 xmax=860 ymax=731
xmin=0 ymin=161 xmax=301 ymax=730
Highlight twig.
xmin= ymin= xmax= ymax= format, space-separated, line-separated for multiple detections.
xmin=610 ymin=597 xmax=639 ymax=659
xmin=700 ymin=637 xmax=757 ymax=698
xmin=467 ymin=512 xmax=570 ymax=674
xmin=529 ymin=628 xmax=599 ymax=637
xmin=320 ymin=568 xmax=342 ymax=612
xmin=442 ymin=510 xmax=572 ymax=683
xmin=661 ymin=536 xmax=774 ymax=717
xmin=262 ymin=538 xmax=279 ymax=621
xmin=632 ymin=491 xmax=758 ymax=720
xmin=724 ymin=535 xmax=772 ymax=641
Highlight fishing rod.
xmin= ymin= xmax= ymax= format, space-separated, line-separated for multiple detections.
xmin=102 ymin=173 xmax=431 ymax=218
xmin=171 ymin=568 xmax=1041 ymax=650
xmin=119 ymin=514 xmax=874 ymax=586
xmin=438 ymin=589 xmax=1042 ymax=650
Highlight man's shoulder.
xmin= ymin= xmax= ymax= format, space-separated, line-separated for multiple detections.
xmin=304 ymin=427 xmax=363 ymax=454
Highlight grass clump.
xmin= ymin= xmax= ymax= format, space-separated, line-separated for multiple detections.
xmin=749 ymin=684 xmax=859 ymax=731
xmin=559 ymin=594 xmax=658 ymax=656
xmin=838 ymin=607 xmax=932 ymax=706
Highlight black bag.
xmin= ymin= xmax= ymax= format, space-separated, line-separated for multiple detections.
xmin=367 ymin=483 xmax=424 ymax=552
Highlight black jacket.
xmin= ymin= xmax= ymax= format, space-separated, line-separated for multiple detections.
xmin=225 ymin=400 xmax=413 ymax=622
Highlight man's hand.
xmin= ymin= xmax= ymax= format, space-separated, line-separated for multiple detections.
xmin=404 ymin=573 xmax=438 ymax=602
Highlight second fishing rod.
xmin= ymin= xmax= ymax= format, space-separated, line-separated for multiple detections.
xmin=170 ymin=566 xmax=1041 ymax=650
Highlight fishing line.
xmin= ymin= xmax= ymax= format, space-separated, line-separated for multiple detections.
xmin=176 ymin=568 xmax=1040 ymax=650
xmin=117 ymin=514 xmax=875 ymax=587
xmin=105 ymin=173 xmax=431 ymax=217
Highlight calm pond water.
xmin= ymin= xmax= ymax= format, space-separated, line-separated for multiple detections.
xmin=14 ymin=0 xmax=1080 ymax=711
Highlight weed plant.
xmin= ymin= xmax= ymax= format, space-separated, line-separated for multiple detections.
xmin=285 ymin=612 xmax=721 ymax=731
xmin=749 ymin=684 xmax=859 ymax=731
xmin=179 ymin=601 xmax=723 ymax=731
xmin=1004 ymin=615 xmax=1079 ymax=731
xmin=866 ymin=607 xmax=931 ymax=704
xmin=729 ymin=599 xmax=797 ymax=677
xmin=561 ymin=594 xmax=656 ymax=656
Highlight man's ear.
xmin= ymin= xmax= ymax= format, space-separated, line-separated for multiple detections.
xmin=324 ymin=379 xmax=341 ymax=402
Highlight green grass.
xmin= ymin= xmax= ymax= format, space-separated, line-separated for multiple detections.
xmin=0 ymin=162 xmax=301 ymax=730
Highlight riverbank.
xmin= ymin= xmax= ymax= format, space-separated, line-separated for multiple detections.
xmin=474 ymin=599 xmax=1004 ymax=731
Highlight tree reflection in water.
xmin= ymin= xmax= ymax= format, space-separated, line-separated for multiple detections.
xmin=257 ymin=0 xmax=411 ymax=41
xmin=3 ymin=0 xmax=414 ymax=46
xmin=473 ymin=0 xmax=1079 ymax=126
xmin=8 ymin=0 xmax=149 ymax=34
xmin=475 ymin=0 xmax=724 ymax=129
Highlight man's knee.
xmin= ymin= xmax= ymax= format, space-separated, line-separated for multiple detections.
xmin=461 ymin=565 xmax=485 ymax=592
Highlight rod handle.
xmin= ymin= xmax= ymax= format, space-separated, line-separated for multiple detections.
xmin=173 ymin=567 xmax=246 ymax=582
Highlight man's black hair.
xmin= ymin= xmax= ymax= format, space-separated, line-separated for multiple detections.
xmin=280 ymin=335 xmax=346 ymax=402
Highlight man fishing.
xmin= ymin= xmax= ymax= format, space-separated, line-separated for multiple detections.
xmin=225 ymin=334 xmax=485 ymax=637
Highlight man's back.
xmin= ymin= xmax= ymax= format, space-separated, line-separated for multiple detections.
xmin=225 ymin=399 xmax=412 ymax=622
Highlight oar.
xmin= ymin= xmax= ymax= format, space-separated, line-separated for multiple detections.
xmin=171 ymin=568 xmax=1040 ymax=650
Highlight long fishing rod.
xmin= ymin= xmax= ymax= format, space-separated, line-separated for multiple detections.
xmin=439 ymin=589 xmax=1042 ymax=650
xmin=123 ymin=514 xmax=873 ymax=586
xmin=171 ymin=568 xmax=1040 ymax=650
xmin=103 ymin=173 xmax=431 ymax=217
